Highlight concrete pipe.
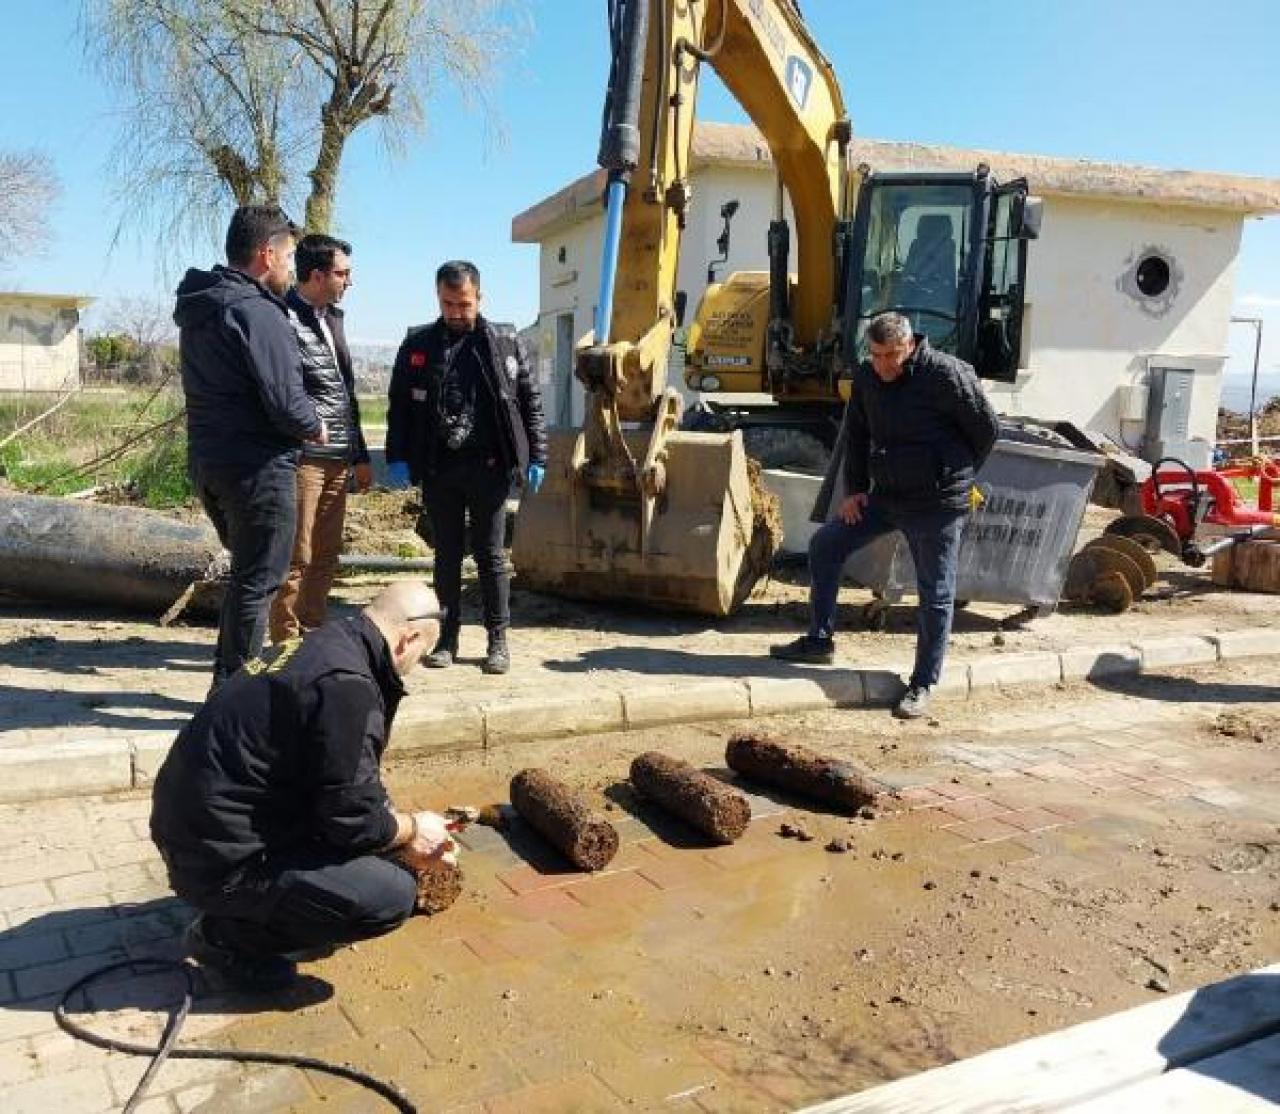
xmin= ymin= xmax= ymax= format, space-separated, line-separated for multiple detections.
xmin=510 ymin=768 xmax=619 ymax=872
xmin=0 ymin=492 xmax=223 ymax=614
xmin=630 ymin=751 xmax=750 ymax=844
xmin=725 ymin=732 xmax=879 ymax=813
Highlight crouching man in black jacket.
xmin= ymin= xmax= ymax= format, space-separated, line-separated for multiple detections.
xmin=770 ymin=312 xmax=999 ymax=721
xmin=151 ymin=580 xmax=455 ymax=991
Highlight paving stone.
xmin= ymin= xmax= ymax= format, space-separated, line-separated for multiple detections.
xmin=0 ymin=880 xmax=54 ymax=914
xmin=938 ymin=796 xmax=1012 ymax=824
xmin=390 ymin=700 xmax=486 ymax=756
xmin=624 ymin=681 xmax=750 ymax=729
xmin=1190 ymin=787 xmax=1250 ymax=809
xmin=999 ymin=808 xmax=1068 ymax=833
xmin=969 ymin=652 xmax=1062 ymax=689
xmin=1134 ymin=635 xmax=1220 ymax=670
xmin=1209 ymin=628 xmax=1280 ymax=659
xmin=745 ymin=676 xmax=838 ymax=717
xmin=485 ymin=1072 xmax=626 ymax=1113
xmin=503 ymin=887 xmax=585 ymax=922
xmin=0 ymin=928 xmax=69 ymax=970
xmin=1060 ymin=645 xmax=1141 ymax=680
xmin=7 ymin=1063 xmax=116 ymax=1114
xmin=944 ymin=817 xmax=1026 ymax=844
xmin=567 ymin=869 xmax=661 ymax=909
xmin=0 ymin=740 xmax=132 ymax=804
xmin=483 ymin=691 xmax=624 ymax=746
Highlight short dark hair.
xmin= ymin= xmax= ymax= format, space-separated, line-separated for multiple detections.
xmin=866 ymin=311 xmax=914 ymax=346
xmin=225 ymin=205 xmax=299 ymax=267
xmin=436 ymin=260 xmax=481 ymax=290
xmin=296 ymin=234 xmax=353 ymax=282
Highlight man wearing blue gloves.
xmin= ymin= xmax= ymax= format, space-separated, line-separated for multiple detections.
xmin=385 ymin=261 xmax=547 ymax=674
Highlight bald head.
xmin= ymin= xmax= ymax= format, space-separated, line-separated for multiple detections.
xmin=364 ymin=580 xmax=443 ymax=676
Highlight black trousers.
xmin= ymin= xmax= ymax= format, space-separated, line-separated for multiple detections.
xmin=194 ymin=455 xmax=298 ymax=684
xmin=423 ymin=457 xmax=513 ymax=637
xmin=172 ymin=845 xmax=417 ymax=958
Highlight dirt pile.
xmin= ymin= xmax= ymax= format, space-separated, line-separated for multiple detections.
xmin=1216 ymin=398 xmax=1280 ymax=455
xmin=342 ymin=489 xmax=429 ymax=558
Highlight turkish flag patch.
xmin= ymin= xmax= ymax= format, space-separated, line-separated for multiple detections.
xmin=409 ymin=352 xmax=427 ymax=367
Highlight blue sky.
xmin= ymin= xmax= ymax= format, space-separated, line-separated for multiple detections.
xmin=4 ymin=0 xmax=1279 ymax=375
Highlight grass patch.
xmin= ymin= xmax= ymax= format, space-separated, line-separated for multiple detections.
xmin=0 ymin=387 xmax=192 ymax=506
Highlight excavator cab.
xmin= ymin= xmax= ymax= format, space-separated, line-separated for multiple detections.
xmin=844 ymin=169 xmax=1040 ymax=382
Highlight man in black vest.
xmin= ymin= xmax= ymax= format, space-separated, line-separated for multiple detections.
xmin=385 ymin=261 xmax=547 ymax=675
xmin=174 ymin=205 xmax=324 ymax=687
xmin=270 ymin=234 xmax=372 ymax=643
xmin=151 ymin=580 xmax=456 ymax=992
xmin=770 ymin=312 xmax=999 ymax=721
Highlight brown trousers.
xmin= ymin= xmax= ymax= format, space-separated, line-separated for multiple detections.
xmin=269 ymin=458 xmax=348 ymax=642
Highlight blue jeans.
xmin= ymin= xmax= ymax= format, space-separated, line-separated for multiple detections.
xmin=194 ymin=455 xmax=298 ymax=684
xmin=808 ymin=501 xmax=966 ymax=688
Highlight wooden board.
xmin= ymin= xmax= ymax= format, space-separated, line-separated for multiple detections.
xmin=797 ymin=965 xmax=1280 ymax=1114
xmin=1065 ymin=1032 xmax=1280 ymax=1112
xmin=1213 ymin=540 xmax=1280 ymax=593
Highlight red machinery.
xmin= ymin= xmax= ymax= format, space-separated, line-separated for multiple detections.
xmin=1106 ymin=455 xmax=1280 ymax=566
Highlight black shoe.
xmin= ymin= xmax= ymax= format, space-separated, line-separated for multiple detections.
xmin=768 ymin=635 xmax=836 ymax=665
xmin=425 ymin=631 xmax=459 ymax=669
xmin=893 ymin=684 xmax=932 ymax=721
xmin=482 ymin=632 xmax=510 ymax=675
xmin=184 ymin=916 xmax=297 ymax=993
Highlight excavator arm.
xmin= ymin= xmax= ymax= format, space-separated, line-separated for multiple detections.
xmin=513 ymin=0 xmax=850 ymax=615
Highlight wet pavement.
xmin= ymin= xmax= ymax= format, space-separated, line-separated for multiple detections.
xmin=1 ymin=655 xmax=1277 ymax=1111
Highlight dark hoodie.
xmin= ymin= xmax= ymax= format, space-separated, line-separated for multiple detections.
xmin=174 ymin=265 xmax=320 ymax=471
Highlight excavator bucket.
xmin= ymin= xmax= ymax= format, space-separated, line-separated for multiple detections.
xmin=512 ymin=428 xmax=778 ymax=617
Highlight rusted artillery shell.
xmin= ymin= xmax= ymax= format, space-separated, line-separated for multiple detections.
xmin=410 ymin=859 xmax=463 ymax=915
xmin=510 ymin=768 xmax=619 ymax=871
xmin=630 ymin=751 xmax=751 ymax=844
xmin=725 ymin=733 xmax=878 ymax=812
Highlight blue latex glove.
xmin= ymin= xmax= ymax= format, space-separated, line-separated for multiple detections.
xmin=386 ymin=461 xmax=412 ymax=489
xmin=525 ymin=463 xmax=546 ymax=495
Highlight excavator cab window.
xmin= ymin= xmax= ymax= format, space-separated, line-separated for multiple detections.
xmin=973 ymin=179 xmax=1033 ymax=383
xmin=848 ymin=181 xmax=974 ymax=360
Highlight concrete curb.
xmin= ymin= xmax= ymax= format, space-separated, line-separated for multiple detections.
xmin=3 ymin=627 xmax=1280 ymax=803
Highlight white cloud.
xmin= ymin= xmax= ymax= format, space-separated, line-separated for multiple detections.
xmin=1237 ymin=293 xmax=1280 ymax=309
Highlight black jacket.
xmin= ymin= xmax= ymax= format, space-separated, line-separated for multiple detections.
xmin=150 ymin=615 xmax=403 ymax=892
xmin=174 ymin=266 xmax=320 ymax=471
xmin=285 ymin=289 xmax=370 ymax=465
xmin=813 ymin=337 xmax=1000 ymax=518
xmin=385 ymin=315 xmax=547 ymax=484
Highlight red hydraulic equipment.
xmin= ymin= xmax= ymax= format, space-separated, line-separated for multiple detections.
xmin=1105 ymin=455 xmax=1280 ymax=567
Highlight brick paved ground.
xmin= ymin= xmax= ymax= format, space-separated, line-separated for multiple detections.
xmin=1 ymin=658 xmax=1278 ymax=1111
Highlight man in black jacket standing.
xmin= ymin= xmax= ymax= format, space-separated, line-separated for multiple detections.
xmin=270 ymin=233 xmax=372 ymax=643
xmin=770 ymin=312 xmax=1000 ymax=720
xmin=151 ymin=580 xmax=456 ymax=991
xmin=385 ymin=261 xmax=547 ymax=676
xmin=175 ymin=205 xmax=323 ymax=686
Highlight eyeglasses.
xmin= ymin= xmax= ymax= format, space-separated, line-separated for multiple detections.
xmin=328 ymin=268 xmax=352 ymax=278
xmin=406 ymin=607 xmax=447 ymax=624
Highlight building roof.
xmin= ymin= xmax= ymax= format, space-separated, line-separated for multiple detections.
xmin=512 ymin=122 xmax=1280 ymax=243
xmin=0 ymin=292 xmax=95 ymax=309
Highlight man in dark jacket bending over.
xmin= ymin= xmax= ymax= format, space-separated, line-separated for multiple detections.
xmin=770 ymin=312 xmax=1000 ymax=721
xmin=174 ymin=205 xmax=324 ymax=686
xmin=151 ymin=580 xmax=455 ymax=991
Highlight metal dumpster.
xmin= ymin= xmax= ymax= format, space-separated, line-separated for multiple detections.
xmin=841 ymin=431 xmax=1105 ymax=617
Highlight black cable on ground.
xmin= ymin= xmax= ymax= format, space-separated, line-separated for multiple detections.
xmin=56 ymin=958 xmax=416 ymax=1114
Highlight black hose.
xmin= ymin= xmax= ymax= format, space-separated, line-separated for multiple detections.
xmin=56 ymin=958 xmax=416 ymax=1114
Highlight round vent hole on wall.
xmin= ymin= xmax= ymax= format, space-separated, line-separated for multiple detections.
xmin=1135 ymin=254 xmax=1172 ymax=298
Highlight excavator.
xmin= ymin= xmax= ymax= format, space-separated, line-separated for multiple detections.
xmin=511 ymin=0 xmax=1041 ymax=616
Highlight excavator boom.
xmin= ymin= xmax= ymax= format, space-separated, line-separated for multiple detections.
xmin=512 ymin=0 xmax=848 ymax=615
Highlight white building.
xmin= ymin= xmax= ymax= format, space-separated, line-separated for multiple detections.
xmin=0 ymin=292 xmax=94 ymax=393
xmin=512 ymin=123 xmax=1280 ymax=461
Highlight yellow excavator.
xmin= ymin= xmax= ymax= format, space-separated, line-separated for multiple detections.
xmin=512 ymin=0 xmax=1041 ymax=615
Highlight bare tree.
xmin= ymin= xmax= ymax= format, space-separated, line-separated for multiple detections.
xmin=0 ymin=151 xmax=60 ymax=266
xmin=82 ymin=1 xmax=306 ymax=255
xmin=82 ymin=0 xmax=524 ymax=249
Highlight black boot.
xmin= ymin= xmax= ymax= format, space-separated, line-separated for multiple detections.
xmin=482 ymin=630 xmax=509 ymax=675
xmin=426 ymin=624 xmax=459 ymax=669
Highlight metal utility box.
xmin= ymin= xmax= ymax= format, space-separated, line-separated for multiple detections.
xmin=1144 ymin=364 xmax=1210 ymax=468
xmin=841 ymin=433 xmax=1105 ymax=614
